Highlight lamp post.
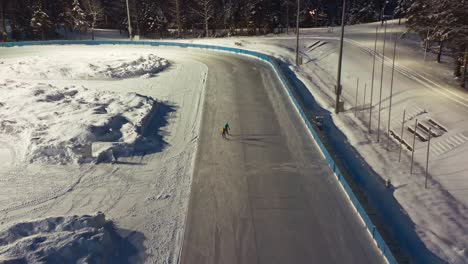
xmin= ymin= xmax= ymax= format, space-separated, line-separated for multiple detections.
xmin=125 ymin=0 xmax=132 ymax=40
xmin=381 ymin=0 xmax=389 ymax=26
xmin=295 ymin=0 xmax=300 ymax=66
xmin=335 ymin=0 xmax=346 ymax=114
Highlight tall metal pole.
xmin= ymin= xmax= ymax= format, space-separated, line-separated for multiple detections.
xmin=377 ymin=22 xmax=387 ymax=142
xmin=387 ymin=33 xmax=398 ymax=150
xmin=286 ymin=0 xmax=289 ymax=34
xmin=363 ymin=83 xmax=367 ymax=117
xmin=398 ymin=109 xmax=406 ymax=162
xmin=369 ymin=26 xmax=379 ymax=133
xmin=126 ymin=0 xmax=132 ymax=40
xmin=425 ymin=128 xmax=432 ymax=188
xmin=295 ymin=0 xmax=300 ymax=66
xmin=355 ymin=78 xmax=359 ymax=117
xmin=410 ymin=119 xmax=418 ymax=174
xmin=381 ymin=1 xmax=388 ymax=26
xmin=335 ymin=0 xmax=346 ymax=114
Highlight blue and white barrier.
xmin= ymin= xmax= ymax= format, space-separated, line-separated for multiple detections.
xmin=0 ymin=40 xmax=398 ymax=264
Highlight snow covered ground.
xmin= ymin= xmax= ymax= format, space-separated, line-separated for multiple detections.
xmin=0 ymin=46 xmax=207 ymax=263
xmin=168 ymin=21 xmax=468 ymax=263
xmin=0 ymin=212 xmax=136 ymax=263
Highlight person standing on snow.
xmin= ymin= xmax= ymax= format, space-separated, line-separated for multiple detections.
xmin=224 ymin=122 xmax=230 ymax=135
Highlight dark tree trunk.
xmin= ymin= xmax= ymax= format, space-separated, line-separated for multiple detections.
xmin=0 ymin=1 xmax=7 ymax=33
xmin=454 ymin=56 xmax=462 ymax=77
xmin=454 ymin=44 xmax=467 ymax=78
xmin=437 ymin=40 xmax=444 ymax=63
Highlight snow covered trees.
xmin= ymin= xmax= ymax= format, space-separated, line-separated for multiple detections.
xmin=136 ymin=0 xmax=168 ymax=37
xmin=408 ymin=0 xmax=468 ymax=85
xmin=83 ymin=0 xmax=104 ymax=40
xmin=30 ymin=4 xmax=52 ymax=40
xmin=347 ymin=0 xmax=378 ymax=25
xmin=192 ymin=0 xmax=215 ymax=37
xmin=71 ymin=0 xmax=89 ymax=38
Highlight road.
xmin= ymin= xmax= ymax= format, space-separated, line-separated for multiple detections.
xmin=181 ymin=53 xmax=384 ymax=263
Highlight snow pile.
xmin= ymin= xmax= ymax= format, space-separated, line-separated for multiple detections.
xmin=0 ymin=79 xmax=157 ymax=164
xmin=1 ymin=53 xmax=169 ymax=80
xmin=0 ymin=213 xmax=131 ymax=263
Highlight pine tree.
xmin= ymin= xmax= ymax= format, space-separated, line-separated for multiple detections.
xmin=136 ymin=0 xmax=168 ymax=36
xmin=347 ymin=0 xmax=377 ymax=25
xmin=71 ymin=0 xmax=89 ymax=37
xmin=30 ymin=4 xmax=52 ymax=40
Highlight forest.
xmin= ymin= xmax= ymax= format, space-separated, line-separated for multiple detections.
xmin=1 ymin=0 xmax=398 ymax=40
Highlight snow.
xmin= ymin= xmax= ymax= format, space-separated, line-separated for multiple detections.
xmin=0 ymin=45 xmax=207 ymax=263
xmin=0 ymin=80 xmax=156 ymax=164
xmin=0 ymin=53 xmax=169 ymax=80
xmin=0 ymin=51 xmax=169 ymax=165
xmin=0 ymin=212 xmax=136 ymax=263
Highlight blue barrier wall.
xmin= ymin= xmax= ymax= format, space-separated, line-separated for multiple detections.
xmin=0 ymin=40 xmax=398 ymax=264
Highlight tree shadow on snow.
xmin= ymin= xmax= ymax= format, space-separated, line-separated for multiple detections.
xmin=277 ymin=60 xmax=446 ymax=264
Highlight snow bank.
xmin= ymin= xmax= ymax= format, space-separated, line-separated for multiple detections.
xmin=0 ymin=53 xmax=169 ymax=80
xmin=0 ymin=79 xmax=157 ymax=164
xmin=0 ymin=213 xmax=132 ymax=263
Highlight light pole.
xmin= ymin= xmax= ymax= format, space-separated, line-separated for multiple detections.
xmin=125 ymin=0 xmax=132 ymax=40
xmin=377 ymin=22 xmax=387 ymax=142
xmin=381 ymin=0 xmax=389 ymax=26
xmin=295 ymin=0 xmax=300 ymax=66
xmin=387 ymin=33 xmax=399 ymax=150
xmin=369 ymin=26 xmax=379 ymax=133
xmin=335 ymin=0 xmax=346 ymax=114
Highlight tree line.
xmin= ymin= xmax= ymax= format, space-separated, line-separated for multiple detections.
xmin=407 ymin=0 xmax=468 ymax=86
xmin=1 ymin=0 xmax=400 ymax=40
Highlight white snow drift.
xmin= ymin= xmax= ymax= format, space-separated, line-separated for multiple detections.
xmin=0 ymin=213 xmax=128 ymax=263
xmin=0 ymin=53 xmax=169 ymax=80
xmin=0 ymin=79 xmax=157 ymax=164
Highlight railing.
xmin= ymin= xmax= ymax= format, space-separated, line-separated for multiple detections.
xmin=0 ymin=40 xmax=398 ymax=264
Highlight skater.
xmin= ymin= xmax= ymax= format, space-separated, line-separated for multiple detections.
xmin=224 ymin=122 xmax=230 ymax=135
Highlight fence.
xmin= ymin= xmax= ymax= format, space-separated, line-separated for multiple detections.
xmin=0 ymin=40 xmax=398 ymax=264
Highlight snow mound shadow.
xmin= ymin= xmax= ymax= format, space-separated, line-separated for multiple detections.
xmin=0 ymin=80 xmax=169 ymax=164
xmin=1 ymin=53 xmax=169 ymax=80
xmin=0 ymin=213 xmax=143 ymax=263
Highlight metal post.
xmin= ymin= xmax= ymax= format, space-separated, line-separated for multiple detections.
xmin=387 ymin=33 xmax=398 ymax=150
xmin=286 ymin=0 xmax=289 ymax=34
xmin=425 ymin=128 xmax=432 ymax=188
xmin=377 ymin=22 xmax=387 ymax=142
xmin=126 ymin=0 xmax=132 ymax=40
xmin=335 ymin=0 xmax=346 ymax=114
xmin=363 ymin=83 xmax=367 ymax=117
xmin=295 ymin=0 xmax=300 ymax=66
xmin=369 ymin=26 xmax=379 ymax=133
xmin=398 ymin=109 xmax=406 ymax=162
xmin=355 ymin=78 xmax=359 ymax=117
xmin=381 ymin=1 xmax=387 ymax=26
xmin=410 ymin=119 xmax=418 ymax=174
